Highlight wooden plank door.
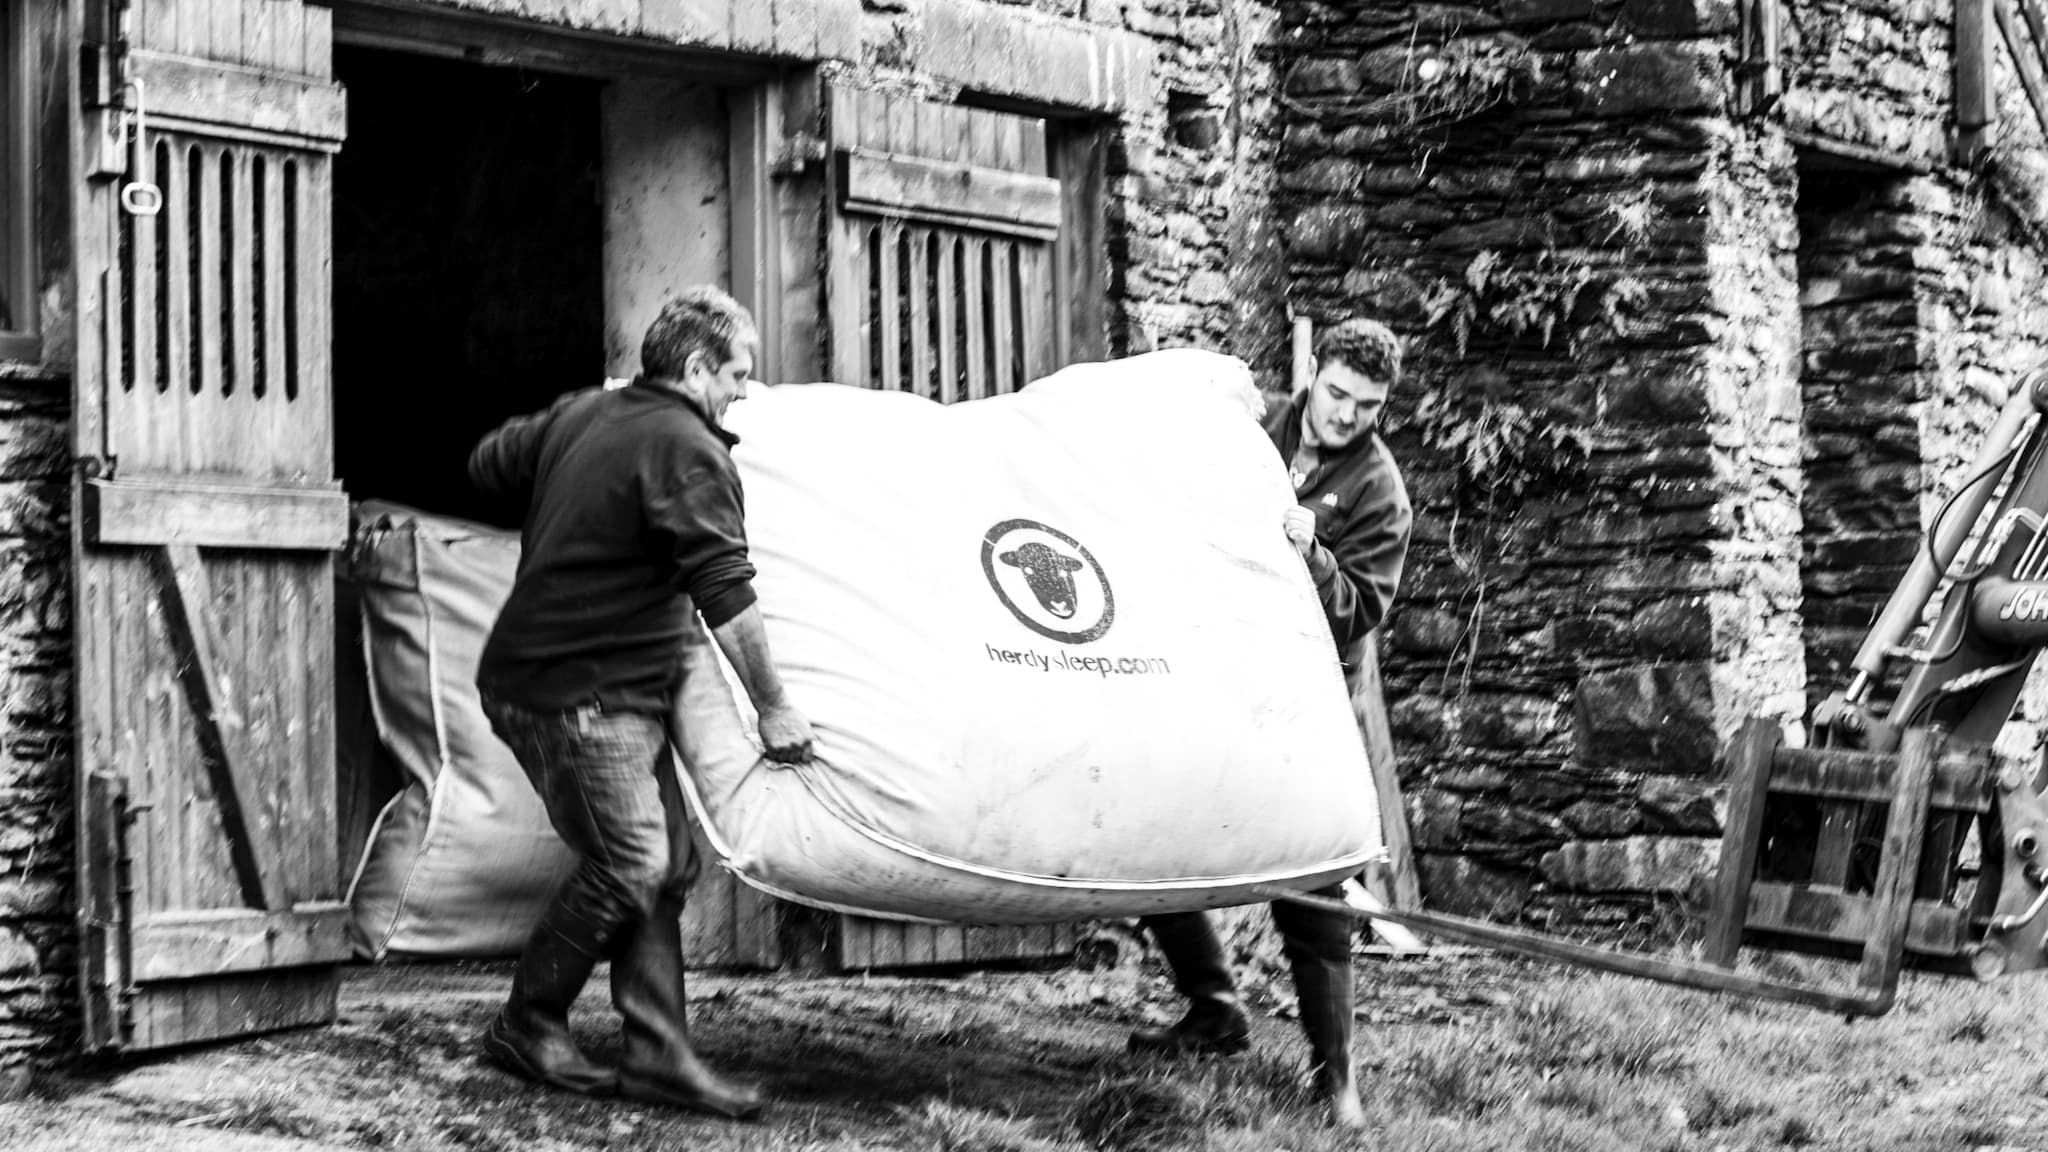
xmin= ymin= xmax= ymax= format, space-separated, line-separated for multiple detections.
xmin=825 ymin=88 xmax=1064 ymax=401
xmin=73 ymin=0 xmax=350 ymax=1052
xmin=821 ymin=87 xmax=1078 ymax=969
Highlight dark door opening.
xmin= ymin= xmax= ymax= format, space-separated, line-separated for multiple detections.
xmin=332 ymin=45 xmax=604 ymax=525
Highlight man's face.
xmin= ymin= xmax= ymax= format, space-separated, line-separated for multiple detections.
xmin=1305 ymin=359 xmax=1388 ymax=450
xmin=688 ymin=340 xmax=756 ymax=424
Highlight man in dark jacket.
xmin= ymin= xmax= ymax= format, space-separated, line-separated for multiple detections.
xmin=469 ymin=286 xmax=812 ymax=1121
xmin=1129 ymin=318 xmax=1412 ymax=1129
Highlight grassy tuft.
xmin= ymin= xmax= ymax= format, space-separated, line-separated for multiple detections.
xmin=1065 ymin=1072 xmax=1212 ymax=1150
xmin=898 ymin=1099 xmax=1070 ymax=1152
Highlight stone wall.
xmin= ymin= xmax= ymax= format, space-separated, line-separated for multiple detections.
xmin=1275 ymin=0 xmax=2048 ymax=936
xmin=1789 ymin=10 xmax=2048 ymax=738
xmin=0 ymin=0 xmax=76 ymax=1093
xmin=0 ymin=372 xmax=73 ymax=1095
xmin=1274 ymin=0 xmax=1807 ymax=931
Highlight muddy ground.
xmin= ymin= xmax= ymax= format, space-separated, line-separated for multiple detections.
xmin=0 ymin=941 xmax=1535 ymax=1152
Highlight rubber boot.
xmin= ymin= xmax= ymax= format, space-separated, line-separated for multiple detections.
xmin=612 ymin=897 xmax=766 ymax=1120
xmin=1128 ymin=912 xmax=1252 ymax=1057
xmin=481 ymin=918 xmax=618 ymax=1097
xmin=1275 ymin=901 xmax=1365 ymax=1129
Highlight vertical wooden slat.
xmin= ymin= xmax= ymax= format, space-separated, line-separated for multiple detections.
xmin=932 ymin=923 xmax=965 ymax=964
xmin=995 ymin=113 xmax=1025 ymax=173
xmin=989 ymin=242 xmax=1017 ymax=394
xmin=140 ymin=0 xmax=179 ymax=54
xmin=175 ymin=0 xmax=210 ymax=55
xmin=1052 ymin=124 xmax=1107 ymax=367
xmin=885 ymin=91 xmax=916 ymax=154
xmin=1812 ymin=802 xmax=1861 ymax=889
xmin=246 ymin=0 xmax=277 ymax=75
xmin=906 ymin=229 xmax=932 ymax=398
xmin=1860 ymin=730 xmax=1937 ymax=995
xmin=877 ymin=921 xmax=907 ymax=969
xmin=210 ymin=0 xmax=245 ymax=66
xmin=298 ymin=157 xmax=335 ymax=475
xmin=935 ymin=237 xmax=959 ymax=404
xmin=259 ymin=156 xmax=281 ymax=403
xmin=109 ymin=217 xmax=128 ymax=398
xmin=966 ymin=107 xmax=1001 ymax=168
xmin=302 ymin=4 xmax=333 ymax=80
xmin=1016 ymin=246 xmax=1052 ymax=385
xmin=309 ymin=570 xmax=336 ymax=893
xmin=1915 ymin=812 xmax=1962 ymax=902
xmin=860 ymin=89 xmax=891 ymax=151
xmin=878 ymin=221 xmax=902 ymax=390
xmin=159 ymin=143 xmax=192 ymax=462
xmin=1705 ymin=718 xmax=1780 ymax=968
xmin=133 ymin=178 xmax=160 ymax=401
xmin=194 ymin=144 xmax=223 ymax=404
xmin=826 ymin=90 xmax=864 ymax=388
xmin=733 ymin=880 xmax=779 ymax=967
xmin=273 ymin=0 xmax=307 ymax=77
xmin=1350 ymin=631 xmax=1423 ymax=911
xmin=230 ymin=150 xmax=258 ymax=406
xmin=962 ymin=239 xmax=988 ymax=399
xmin=269 ymin=567 xmax=297 ymax=902
xmin=682 ymin=856 xmax=737 ymax=965
xmin=1014 ymin=122 xmax=1052 ymax=384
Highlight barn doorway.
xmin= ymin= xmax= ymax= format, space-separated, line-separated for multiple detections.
xmin=331 ymin=44 xmax=605 ymax=526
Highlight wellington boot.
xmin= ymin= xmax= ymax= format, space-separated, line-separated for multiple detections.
xmin=483 ymin=920 xmax=617 ymax=1097
xmin=1289 ymin=952 xmax=1364 ymax=1129
xmin=612 ymin=897 xmax=767 ymax=1121
xmin=1131 ymin=912 xmax=1250 ymax=1057
xmin=1127 ymin=995 xmax=1253 ymax=1057
xmin=1276 ymin=898 xmax=1364 ymax=1129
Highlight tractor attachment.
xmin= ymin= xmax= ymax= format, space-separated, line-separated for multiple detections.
xmin=1262 ymin=371 xmax=2048 ymax=1016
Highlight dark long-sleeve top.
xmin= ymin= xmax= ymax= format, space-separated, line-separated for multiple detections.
xmin=471 ymin=381 xmax=758 ymax=714
xmin=1264 ymin=391 xmax=1413 ymax=651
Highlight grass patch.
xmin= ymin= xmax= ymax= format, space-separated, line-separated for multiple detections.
xmin=21 ymin=956 xmax=2048 ymax=1152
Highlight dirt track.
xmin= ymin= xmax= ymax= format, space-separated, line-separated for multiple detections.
xmin=0 ymin=947 xmax=1539 ymax=1151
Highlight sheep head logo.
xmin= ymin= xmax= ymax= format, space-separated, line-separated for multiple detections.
xmin=999 ymin=542 xmax=1085 ymax=619
xmin=981 ymin=519 xmax=1115 ymax=644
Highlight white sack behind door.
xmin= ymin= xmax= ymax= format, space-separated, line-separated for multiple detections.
xmin=675 ymin=349 xmax=1385 ymax=924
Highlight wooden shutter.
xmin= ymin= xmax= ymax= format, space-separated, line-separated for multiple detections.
xmin=825 ymin=88 xmax=1064 ymax=402
xmin=74 ymin=0 xmax=348 ymax=1053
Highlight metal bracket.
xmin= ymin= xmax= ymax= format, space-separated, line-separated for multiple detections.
xmin=772 ymin=131 xmax=829 ymax=179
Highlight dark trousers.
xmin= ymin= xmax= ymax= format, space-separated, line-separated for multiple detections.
xmin=1139 ymin=882 xmax=1353 ymax=1002
xmin=482 ymin=698 xmax=697 ymax=960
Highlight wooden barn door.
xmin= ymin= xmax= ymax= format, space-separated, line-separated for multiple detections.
xmin=72 ymin=0 xmax=350 ymax=1051
xmin=821 ymin=87 xmax=1078 ymax=969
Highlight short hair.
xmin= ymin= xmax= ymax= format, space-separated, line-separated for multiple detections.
xmin=1314 ymin=317 xmax=1402 ymax=387
xmin=641 ymin=286 xmax=758 ymax=381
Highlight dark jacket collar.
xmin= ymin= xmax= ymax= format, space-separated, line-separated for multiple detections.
xmin=628 ymin=376 xmax=740 ymax=447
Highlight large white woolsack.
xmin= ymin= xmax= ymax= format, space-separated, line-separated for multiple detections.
xmin=344 ymin=501 xmax=576 ymax=958
xmin=676 ymin=348 xmax=1384 ymax=925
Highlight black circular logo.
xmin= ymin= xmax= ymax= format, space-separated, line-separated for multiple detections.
xmin=981 ymin=519 xmax=1115 ymax=644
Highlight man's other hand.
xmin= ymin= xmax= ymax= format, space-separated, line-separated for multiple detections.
xmin=1283 ymin=506 xmax=1317 ymax=558
xmin=758 ymin=703 xmax=816 ymax=766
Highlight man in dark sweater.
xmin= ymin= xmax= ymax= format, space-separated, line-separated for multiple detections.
xmin=1129 ymin=318 xmax=1412 ymax=1130
xmin=470 ymin=286 xmax=812 ymax=1121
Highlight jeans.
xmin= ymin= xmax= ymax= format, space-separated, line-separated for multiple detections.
xmin=481 ymin=696 xmax=697 ymax=958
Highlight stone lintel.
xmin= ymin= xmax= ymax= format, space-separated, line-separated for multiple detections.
xmin=922 ymin=0 xmax=1159 ymax=113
